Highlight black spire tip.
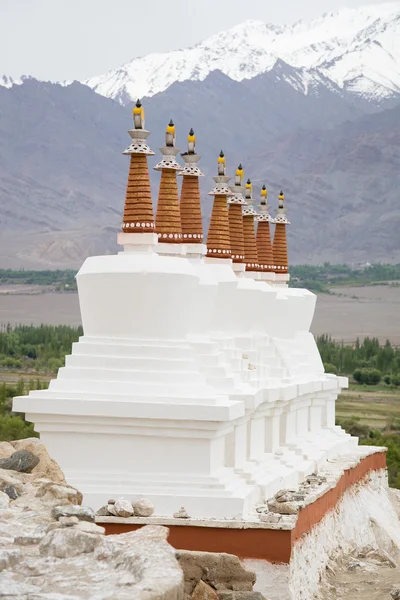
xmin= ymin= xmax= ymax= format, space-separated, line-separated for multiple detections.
xmin=169 ymin=119 xmax=174 ymax=127
xmin=262 ymin=184 xmax=266 ymax=190
xmin=135 ymin=99 xmax=142 ymax=107
xmin=238 ymin=163 xmax=243 ymax=170
xmin=280 ymin=190 xmax=283 ymax=195
xmin=189 ymin=127 xmax=194 ymax=136
xmin=247 ymin=178 xmax=251 ymax=185
xmin=219 ymin=150 xmax=224 ymax=158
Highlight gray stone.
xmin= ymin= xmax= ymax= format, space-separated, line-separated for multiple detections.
xmin=267 ymin=498 xmax=300 ymax=515
xmin=217 ymin=593 xmax=267 ymax=599
xmin=391 ymin=590 xmax=400 ymax=600
xmin=173 ymin=506 xmax=190 ymax=519
xmin=3 ymin=484 xmax=18 ymax=500
xmin=76 ymin=521 xmax=105 ymax=535
xmin=0 ymin=450 xmax=40 ymax=473
xmin=39 ymin=527 xmax=101 ymax=558
xmin=0 ymin=548 xmax=21 ymax=571
xmin=259 ymin=512 xmax=282 ymax=523
xmin=114 ymin=497 xmax=134 ymax=518
xmin=107 ymin=498 xmax=116 ymax=504
xmin=14 ymin=533 xmax=44 ymax=545
xmin=133 ymin=498 xmax=155 ymax=517
xmin=0 ymin=490 xmax=10 ymax=509
xmin=192 ymin=580 xmax=218 ymax=599
xmin=52 ymin=505 xmax=95 ymax=522
xmin=59 ymin=516 xmax=79 ymax=527
xmin=107 ymin=503 xmax=117 ymax=516
xmin=95 ymin=505 xmax=111 ymax=516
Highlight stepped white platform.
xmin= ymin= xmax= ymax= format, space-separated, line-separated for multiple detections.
xmin=14 ymin=237 xmax=357 ymax=518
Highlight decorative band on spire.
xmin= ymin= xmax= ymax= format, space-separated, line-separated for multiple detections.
xmin=273 ymin=191 xmax=290 ymax=273
xmin=206 ymin=151 xmax=232 ymax=258
xmin=121 ymin=100 xmax=155 ymax=233
xmin=256 ymin=185 xmax=274 ymax=271
xmin=179 ymin=128 xmax=204 ymax=243
xmin=155 ymin=121 xmax=183 ymax=242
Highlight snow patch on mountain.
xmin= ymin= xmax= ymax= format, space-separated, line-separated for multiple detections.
xmin=84 ymin=2 xmax=400 ymax=104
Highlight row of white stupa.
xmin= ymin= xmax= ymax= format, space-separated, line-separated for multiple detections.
xmin=13 ymin=105 xmax=357 ymax=519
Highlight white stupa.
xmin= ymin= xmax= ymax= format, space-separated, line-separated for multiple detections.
xmin=13 ymin=104 xmax=357 ymax=519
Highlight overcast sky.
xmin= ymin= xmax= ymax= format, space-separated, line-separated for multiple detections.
xmin=1 ymin=0 xmax=397 ymax=80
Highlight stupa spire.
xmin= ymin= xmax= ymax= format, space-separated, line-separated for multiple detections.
xmin=154 ymin=120 xmax=183 ymax=243
xmin=206 ymin=151 xmax=233 ymax=259
xmin=228 ymin=163 xmax=247 ymax=266
xmin=179 ymin=128 xmax=204 ymax=244
xmin=272 ymin=191 xmax=290 ymax=275
xmin=242 ymin=177 xmax=259 ymax=272
xmin=121 ymin=100 xmax=156 ymax=234
xmin=256 ymin=185 xmax=275 ymax=273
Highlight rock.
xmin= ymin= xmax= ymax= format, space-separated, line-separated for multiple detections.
xmin=0 ymin=450 xmax=39 ymax=473
xmin=76 ymin=521 xmax=105 ymax=535
xmin=0 ymin=469 xmax=25 ymax=494
xmin=107 ymin=503 xmax=117 ymax=516
xmin=177 ymin=550 xmax=255 ymax=596
xmin=391 ymin=590 xmax=400 ymax=600
xmin=192 ymin=580 xmax=218 ymax=599
xmin=0 ymin=441 xmax=14 ymax=459
xmin=267 ymin=498 xmax=300 ymax=515
xmin=173 ymin=506 xmax=190 ymax=519
xmin=59 ymin=516 xmax=79 ymax=527
xmin=366 ymin=548 xmax=397 ymax=568
xmin=114 ymin=497 xmax=134 ymax=518
xmin=259 ymin=512 xmax=282 ymax=524
xmin=39 ymin=527 xmax=101 ymax=558
xmin=0 ymin=548 xmax=21 ymax=571
xmin=35 ymin=480 xmax=82 ymax=505
xmin=348 ymin=560 xmax=367 ymax=571
xmin=52 ymin=505 xmax=95 ymax=522
xmin=3 ymin=484 xmax=18 ymax=500
xmin=108 ymin=498 xmax=116 ymax=504
xmin=133 ymin=498 xmax=154 ymax=517
xmin=217 ymin=593 xmax=267 ymax=599
xmin=14 ymin=533 xmax=44 ymax=545
xmin=95 ymin=505 xmax=111 ymax=516
xmin=9 ymin=438 xmax=65 ymax=482
xmin=0 ymin=490 xmax=10 ymax=509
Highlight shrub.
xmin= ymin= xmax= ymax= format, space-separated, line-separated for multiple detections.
xmin=352 ymin=368 xmax=381 ymax=385
xmin=323 ymin=362 xmax=338 ymax=375
xmin=384 ymin=375 xmax=391 ymax=385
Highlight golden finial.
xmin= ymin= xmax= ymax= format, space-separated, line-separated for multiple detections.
xmin=166 ymin=119 xmax=175 ymax=147
xmin=234 ymin=163 xmax=244 ymax=186
xmin=188 ymin=128 xmax=196 ymax=154
xmin=245 ymin=178 xmax=252 ymax=200
xmin=133 ymin=99 xmax=144 ymax=129
xmin=278 ymin=190 xmax=285 ymax=209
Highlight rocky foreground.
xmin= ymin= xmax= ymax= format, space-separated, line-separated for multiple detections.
xmin=0 ymin=438 xmax=266 ymax=599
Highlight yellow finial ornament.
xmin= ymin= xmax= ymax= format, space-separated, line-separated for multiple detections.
xmin=133 ymin=99 xmax=145 ymax=129
xmin=218 ymin=150 xmax=226 ymax=175
xmin=245 ymin=178 xmax=252 ymax=190
xmin=278 ymin=190 xmax=285 ymax=209
xmin=261 ymin=185 xmax=267 ymax=198
xmin=234 ymin=163 xmax=244 ymax=186
xmin=187 ymin=127 xmax=196 ymax=154
xmin=166 ymin=119 xmax=175 ymax=147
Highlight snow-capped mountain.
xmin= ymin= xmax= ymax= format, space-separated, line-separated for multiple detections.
xmin=84 ymin=2 xmax=400 ymax=104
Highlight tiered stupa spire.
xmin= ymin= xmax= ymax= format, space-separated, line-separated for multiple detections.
xmin=154 ymin=120 xmax=183 ymax=243
xmin=242 ymin=177 xmax=259 ymax=272
xmin=256 ymin=185 xmax=275 ymax=273
xmin=121 ymin=100 xmax=156 ymax=233
xmin=228 ymin=163 xmax=247 ymax=265
xmin=272 ymin=191 xmax=290 ymax=274
xmin=179 ymin=128 xmax=204 ymax=244
xmin=206 ymin=151 xmax=232 ymax=259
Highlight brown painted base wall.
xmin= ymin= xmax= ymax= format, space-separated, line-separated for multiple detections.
xmin=103 ymin=451 xmax=386 ymax=564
